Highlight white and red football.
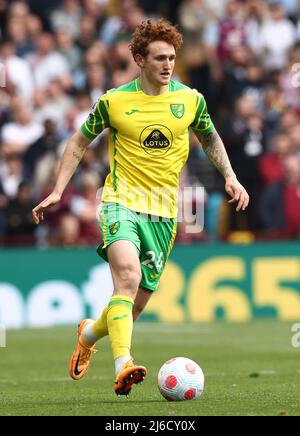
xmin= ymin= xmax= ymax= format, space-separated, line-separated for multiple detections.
xmin=157 ymin=357 xmax=205 ymax=401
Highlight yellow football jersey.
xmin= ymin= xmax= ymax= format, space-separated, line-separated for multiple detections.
xmin=81 ymin=78 xmax=215 ymax=218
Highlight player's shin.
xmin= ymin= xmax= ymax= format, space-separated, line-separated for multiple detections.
xmin=106 ymin=295 xmax=134 ymax=374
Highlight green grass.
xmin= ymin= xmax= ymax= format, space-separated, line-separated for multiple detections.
xmin=0 ymin=321 xmax=299 ymax=416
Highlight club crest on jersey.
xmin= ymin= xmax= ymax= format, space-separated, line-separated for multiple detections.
xmin=109 ymin=221 xmax=120 ymax=235
xmin=170 ymin=104 xmax=184 ymax=119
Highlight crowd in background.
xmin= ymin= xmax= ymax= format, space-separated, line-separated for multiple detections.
xmin=0 ymin=0 xmax=300 ymax=247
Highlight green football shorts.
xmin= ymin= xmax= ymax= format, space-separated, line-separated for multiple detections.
xmin=97 ymin=202 xmax=177 ymax=292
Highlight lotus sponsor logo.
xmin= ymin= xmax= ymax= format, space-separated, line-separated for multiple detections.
xmin=140 ymin=124 xmax=173 ymax=156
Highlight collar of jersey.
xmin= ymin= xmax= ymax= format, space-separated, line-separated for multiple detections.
xmin=135 ymin=77 xmax=170 ymax=97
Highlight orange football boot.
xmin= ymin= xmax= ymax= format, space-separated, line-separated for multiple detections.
xmin=69 ymin=319 xmax=97 ymax=380
xmin=114 ymin=359 xmax=147 ymax=397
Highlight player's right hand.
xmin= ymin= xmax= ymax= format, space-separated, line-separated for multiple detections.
xmin=32 ymin=191 xmax=61 ymax=225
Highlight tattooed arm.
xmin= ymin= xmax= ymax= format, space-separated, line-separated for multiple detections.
xmin=32 ymin=130 xmax=92 ymax=224
xmin=195 ymin=129 xmax=235 ymax=178
xmin=194 ymin=129 xmax=250 ymax=211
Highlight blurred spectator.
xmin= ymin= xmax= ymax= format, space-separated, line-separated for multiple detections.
xmin=1 ymin=105 xmax=44 ymax=156
xmin=73 ymin=92 xmax=93 ymax=130
xmin=260 ymin=154 xmax=300 ymax=238
xmin=4 ymin=181 xmax=36 ymax=246
xmin=0 ymin=0 xmax=8 ymax=38
xmin=53 ymin=213 xmax=82 ymax=247
xmin=289 ymin=125 xmax=300 ymax=156
xmin=110 ymin=39 xmax=139 ymax=87
xmin=6 ymin=17 xmax=33 ymax=57
xmin=8 ymin=2 xmax=30 ymax=29
xmin=137 ymin=0 xmax=183 ymax=23
xmin=33 ymin=79 xmax=73 ymax=128
xmin=280 ymin=108 xmax=299 ymax=132
xmin=27 ymin=32 xmax=72 ymax=90
xmin=0 ymin=155 xmax=24 ymax=199
xmin=0 ymin=86 xmax=10 ymax=129
xmin=23 ymin=119 xmax=60 ymax=186
xmin=0 ymin=39 xmax=34 ymax=99
xmin=79 ymin=14 xmax=100 ymax=53
xmin=257 ymin=1 xmax=297 ymax=71
xmin=282 ymin=155 xmax=300 ymax=238
xmin=273 ymin=0 xmax=299 ymax=22
xmin=262 ymin=85 xmax=286 ymax=140
xmin=187 ymin=133 xmax=224 ymax=241
xmin=5 ymin=1 xmax=38 ymax=57
xmin=82 ymin=0 xmax=108 ymax=22
xmin=82 ymin=43 xmax=108 ymax=100
xmin=0 ymin=181 xmax=7 ymax=240
xmin=26 ymin=13 xmax=43 ymax=43
xmin=179 ymin=0 xmax=219 ymax=102
xmin=56 ymin=29 xmax=81 ymax=75
xmin=50 ymin=0 xmax=82 ymax=39
xmin=216 ymin=0 xmax=248 ymax=66
xmin=73 ymin=146 xmax=104 ymax=187
xmin=259 ymin=132 xmax=292 ymax=186
xmin=279 ymin=48 xmax=300 ymax=111
xmin=100 ymin=0 xmax=145 ymax=45
xmin=245 ymin=0 xmax=268 ymax=54
xmin=57 ymin=106 xmax=81 ymax=141
xmin=222 ymin=95 xmax=265 ymax=232
xmin=37 ymin=160 xmax=78 ymax=235
xmin=70 ymin=171 xmax=101 ymax=244
xmin=203 ymin=0 xmax=225 ymax=18
xmin=221 ymin=46 xmax=264 ymax=108
xmin=25 ymin=0 xmax=60 ymax=31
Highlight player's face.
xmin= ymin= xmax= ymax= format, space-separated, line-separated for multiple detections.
xmin=141 ymin=41 xmax=176 ymax=87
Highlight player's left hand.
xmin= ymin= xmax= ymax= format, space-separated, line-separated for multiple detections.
xmin=32 ymin=191 xmax=62 ymax=225
xmin=225 ymin=176 xmax=250 ymax=212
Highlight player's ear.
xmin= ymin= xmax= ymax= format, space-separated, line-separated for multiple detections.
xmin=135 ymin=54 xmax=145 ymax=68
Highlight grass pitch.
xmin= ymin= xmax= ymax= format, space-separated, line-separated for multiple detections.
xmin=0 ymin=321 xmax=299 ymax=416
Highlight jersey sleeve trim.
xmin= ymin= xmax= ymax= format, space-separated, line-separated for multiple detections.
xmin=191 ymin=96 xmax=206 ymax=130
xmin=191 ymin=93 xmax=215 ymax=135
xmin=97 ymin=99 xmax=110 ymax=128
xmin=81 ymin=122 xmax=98 ymax=139
xmin=80 ymin=94 xmax=110 ymax=139
xmin=195 ymin=121 xmax=215 ymax=135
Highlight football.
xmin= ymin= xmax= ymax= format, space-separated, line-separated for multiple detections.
xmin=157 ymin=357 xmax=205 ymax=401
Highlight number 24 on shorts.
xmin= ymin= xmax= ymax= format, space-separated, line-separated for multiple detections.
xmin=142 ymin=251 xmax=164 ymax=271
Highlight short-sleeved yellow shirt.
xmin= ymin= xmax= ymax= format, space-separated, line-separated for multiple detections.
xmin=81 ymin=78 xmax=215 ymax=218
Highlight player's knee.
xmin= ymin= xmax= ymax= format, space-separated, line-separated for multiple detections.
xmin=118 ymin=265 xmax=142 ymax=293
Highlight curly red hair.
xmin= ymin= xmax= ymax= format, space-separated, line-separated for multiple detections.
xmin=129 ymin=19 xmax=183 ymax=59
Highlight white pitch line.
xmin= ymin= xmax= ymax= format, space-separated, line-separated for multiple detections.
xmin=0 ymin=376 xmax=110 ymax=384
